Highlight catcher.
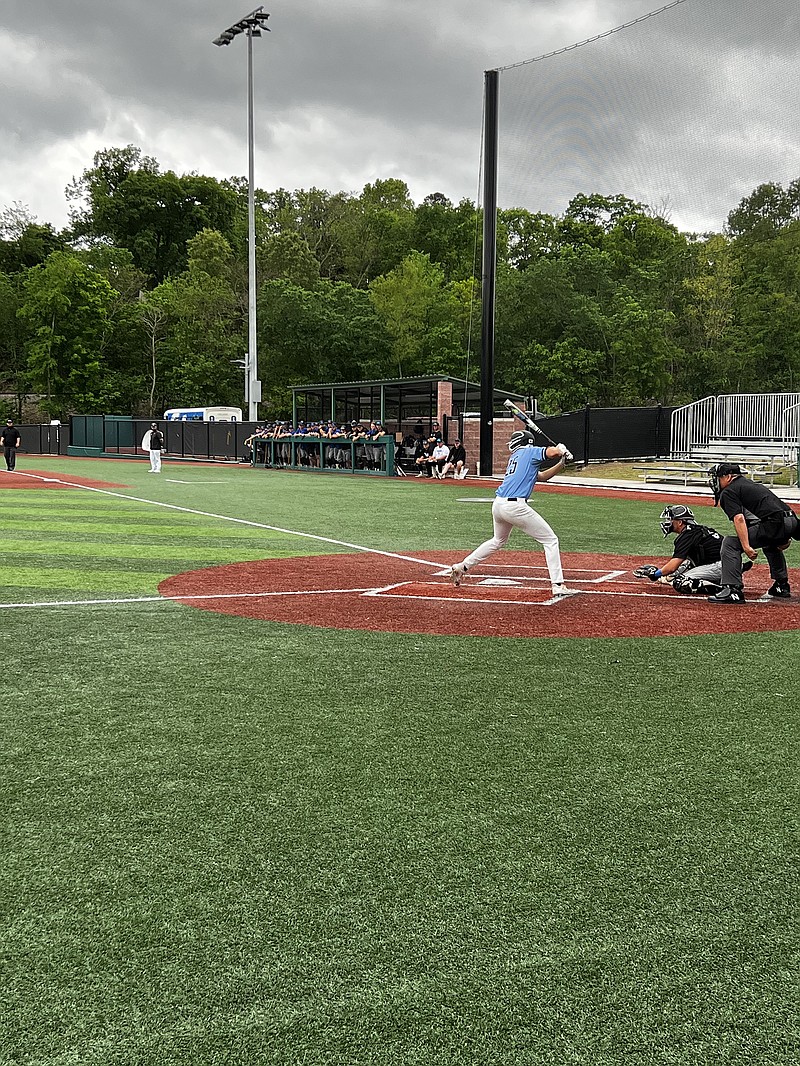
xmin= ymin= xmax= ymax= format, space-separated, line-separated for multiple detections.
xmin=633 ymin=504 xmax=752 ymax=594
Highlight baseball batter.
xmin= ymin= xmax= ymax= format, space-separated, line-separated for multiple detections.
xmin=448 ymin=431 xmax=570 ymax=596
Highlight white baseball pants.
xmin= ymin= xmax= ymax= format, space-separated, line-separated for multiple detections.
xmin=461 ymin=497 xmax=564 ymax=585
xmin=149 ymin=449 xmax=162 ymax=472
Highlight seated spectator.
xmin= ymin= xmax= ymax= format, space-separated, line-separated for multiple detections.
xmin=429 ymin=439 xmax=450 ymax=478
xmin=415 ymin=435 xmax=437 ymax=477
xmin=440 ymin=439 xmax=468 ymax=479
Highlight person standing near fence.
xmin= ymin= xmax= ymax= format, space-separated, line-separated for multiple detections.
xmin=2 ymin=419 xmax=21 ymax=471
xmin=143 ymin=422 xmax=165 ymax=473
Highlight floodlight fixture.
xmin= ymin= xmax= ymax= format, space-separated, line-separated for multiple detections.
xmin=212 ymin=7 xmax=270 ymax=46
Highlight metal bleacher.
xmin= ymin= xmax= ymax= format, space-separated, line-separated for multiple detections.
xmin=634 ymin=394 xmax=800 ymax=487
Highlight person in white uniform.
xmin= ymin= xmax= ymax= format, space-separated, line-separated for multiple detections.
xmin=141 ymin=422 xmax=165 ymax=473
xmin=448 ymin=430 xmax=570 ymax=596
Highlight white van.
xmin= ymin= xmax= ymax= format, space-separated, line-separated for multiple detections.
xmin=163 ymin=406 xmax=243 ymax=422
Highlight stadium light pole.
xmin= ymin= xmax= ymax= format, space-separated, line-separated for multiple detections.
xmin=214 ymin=7 xmax=270 ymax=423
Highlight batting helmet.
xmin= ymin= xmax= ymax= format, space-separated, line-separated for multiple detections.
xmin=508 ymin=430 xmax=536 ymax=451
xmin=659 ymin=504 xmax=695 ymax=536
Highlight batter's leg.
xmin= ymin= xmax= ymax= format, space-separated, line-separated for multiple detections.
xmin=514 ymin=504 xmax=564 ymax=586
xmin=459 ymin=501 xmax=514 ymax=572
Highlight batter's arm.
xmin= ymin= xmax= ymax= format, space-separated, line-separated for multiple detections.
xmin=537 ymin=456 xmax=565 ymax=483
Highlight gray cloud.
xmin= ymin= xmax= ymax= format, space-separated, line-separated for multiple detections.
xmin=0 ymin=0 xmax=798 ymax=233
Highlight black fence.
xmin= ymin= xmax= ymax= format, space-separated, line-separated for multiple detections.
xmin=9 ymin=423 xmax=70 ymax=456
xmin=19 ymin=406 xmax=674 ymax=469
xmin=533 ymin=405 xmax=674 ymax=464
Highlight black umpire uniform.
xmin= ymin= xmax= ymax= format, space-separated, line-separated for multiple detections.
xmin=710 ymin=463 xmax=800 ymax=602
xmin=2 ymin=419 xmax=21 ymax=471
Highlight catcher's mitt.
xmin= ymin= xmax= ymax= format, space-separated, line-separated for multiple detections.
xmin=633 ymin=564 xmax=660 ymax=580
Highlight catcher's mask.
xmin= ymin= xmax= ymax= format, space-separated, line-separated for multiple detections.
xmin=708 ymin=462 xmax=741 ymax=505
xmin=508 ymin=430 xmax=536 ymax=451
xmin=659 ymin=504 xmax=695 ymax=536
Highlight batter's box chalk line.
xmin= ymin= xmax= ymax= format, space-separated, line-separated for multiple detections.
xmin=364 ymin=585 xmax=577 ymax=607
xmin=432 ymin=566 xmax=626 ymax=586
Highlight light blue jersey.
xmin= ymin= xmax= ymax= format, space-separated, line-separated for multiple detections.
xmin=496 ymin=444 xmax=548 ymax=500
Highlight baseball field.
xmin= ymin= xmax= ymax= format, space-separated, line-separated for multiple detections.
xmin=2 ymin=457 xmax=797 ymax=1066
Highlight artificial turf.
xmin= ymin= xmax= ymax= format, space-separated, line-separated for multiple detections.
xmin=1 ymin=457 xmax=797 ymax=1066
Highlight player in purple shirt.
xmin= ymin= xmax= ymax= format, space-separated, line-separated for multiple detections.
xmin=447 ymin=430 xmax=571 ymax=597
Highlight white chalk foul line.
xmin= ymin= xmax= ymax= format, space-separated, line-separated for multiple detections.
xmin=0 ymin=587 xmax=382 ymax=611
xmin=9 ymin=470 xmax=439 ymax=569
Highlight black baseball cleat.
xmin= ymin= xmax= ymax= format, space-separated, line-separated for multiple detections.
xmin=708 ymin=585 xmax=745 ymax=604
xmin=767 ymin=582 xmax=791 ymax=599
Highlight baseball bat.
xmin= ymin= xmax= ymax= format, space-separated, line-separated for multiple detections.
xmin=502 ymin=399 xmax=574 ymax=461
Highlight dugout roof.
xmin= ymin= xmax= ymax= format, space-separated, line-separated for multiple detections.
xmin=289 ymin=376 xmax=526 ymax=436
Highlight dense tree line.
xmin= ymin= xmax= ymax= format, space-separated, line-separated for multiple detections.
xmin=1 ymin=144 xmax=799 ymax=421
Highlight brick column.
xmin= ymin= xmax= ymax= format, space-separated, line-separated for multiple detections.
xmin=437 ymin=381 xmax=453 ymax=427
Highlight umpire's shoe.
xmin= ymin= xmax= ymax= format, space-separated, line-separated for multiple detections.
xmin=767 ymin=582 xmax=791 ymax=599
xmin=708 ymin=585 xmax=745 ymax=604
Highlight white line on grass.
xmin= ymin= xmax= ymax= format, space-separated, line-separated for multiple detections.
xmin=0 ymin=587 xmax=382 ymax=610
xmin=10 ymin=470 xmax=440 ymax=568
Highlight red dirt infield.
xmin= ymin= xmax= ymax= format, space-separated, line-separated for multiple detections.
xmin=0 ymin=469 xmax=126 ymax=490
xmin=158 ymin=550 xmax=800 ymax=639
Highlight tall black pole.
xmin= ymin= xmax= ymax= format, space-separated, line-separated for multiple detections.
xmin=480 ymin=69 xmax=499 ymax=477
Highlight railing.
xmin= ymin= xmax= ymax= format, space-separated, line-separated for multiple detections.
xmin=671 ymin=394 xmax=800 ymax=457
xmin=669 ymin=397 xmax=716 ymax=457
xmin=780 ymin=401 xmax=800 ymax=465
xmin=251 ymin=435 xmax=396 ymax=476
xmin=716 ymin=393 xmax=800 ymax=440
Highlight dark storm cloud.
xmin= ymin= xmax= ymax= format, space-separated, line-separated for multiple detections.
xmin=0 ymin=0 xmax=798 ymax=231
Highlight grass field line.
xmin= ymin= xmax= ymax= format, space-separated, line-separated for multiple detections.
xmin=0 ymin=586 xmax=384 ymax=610
xmin=11 ymin=470 xmax=440 ymax=568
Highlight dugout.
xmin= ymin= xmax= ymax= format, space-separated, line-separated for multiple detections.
xmin=290 ymin=376 xmax=528 ymax=443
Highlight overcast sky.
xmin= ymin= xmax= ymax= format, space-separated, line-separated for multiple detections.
xmin=1 ymin=0 xmax=798 ymax=236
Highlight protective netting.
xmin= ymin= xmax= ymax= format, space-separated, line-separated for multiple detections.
xmin=497 ymin=0 xmax=800 ymax=233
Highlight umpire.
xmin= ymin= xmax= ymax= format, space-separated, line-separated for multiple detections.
xmin=708 ymin=463 xmax=800 ymax=604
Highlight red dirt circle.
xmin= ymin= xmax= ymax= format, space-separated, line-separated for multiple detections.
xmin=158 ymin=551 xmax=800 ymax=639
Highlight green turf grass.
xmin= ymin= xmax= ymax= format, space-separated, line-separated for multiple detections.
xmin=1 ymin=457 xmax=797 ymax=1065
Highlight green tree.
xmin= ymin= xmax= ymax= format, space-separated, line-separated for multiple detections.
xmin=369 ymin=251 xmax=472 ymax=377
xmin=334 ymin=179 xmax=416 ymax=287
xmin=19 ymin=252 xmax=122 ymax=416
xmin=67 ymin=146 xmax=239 ymax=282
xmin=412 ymin=194 xmax=480 ymax=281
xmin=258 ymin=278 xmax=391 ymax=411
xmin=257 ymin=231 xmax=321 ymax=289
xmin=146 ymin=231 xmax=243 ymax=410
xmin=726 ymin=180 xmax=800 ymax=243
xmin=0 ymin=271 xmax=26 ymax=414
